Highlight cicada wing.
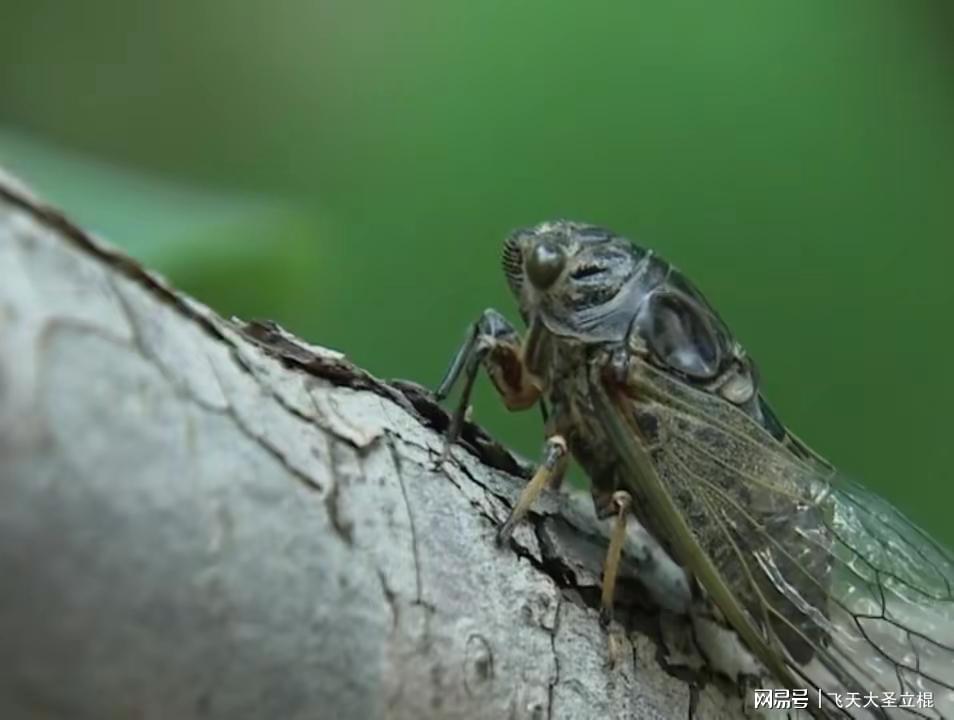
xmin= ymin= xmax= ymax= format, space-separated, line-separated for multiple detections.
xmin=591 ymin=356 xmax=954 ymax=719
xmin=587 ymin=365 xmax=806 ymax=700
xmin=667 ymin=430 xmax=954 ymax=719
xmin=816 ymin=480 xmax=954 ymax=711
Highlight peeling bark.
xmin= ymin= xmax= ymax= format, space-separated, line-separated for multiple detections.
xmin=0 ymin=168 xmax=746 ymax=720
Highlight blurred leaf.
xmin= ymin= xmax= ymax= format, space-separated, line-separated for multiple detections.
xmin=0 ymin=127 xmax=336 ymax=337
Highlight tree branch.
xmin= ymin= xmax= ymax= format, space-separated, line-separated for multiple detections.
xmin=0 ymin=167 xmax=744 ymax=719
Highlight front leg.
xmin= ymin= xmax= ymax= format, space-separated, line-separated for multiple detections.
xmin=435 ymin=308 xmax=542 ymax=450
xmin=437 ymin=309 xmax=568 ymax=538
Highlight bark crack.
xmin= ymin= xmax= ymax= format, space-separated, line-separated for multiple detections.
xmin=376 ymin=567 xmax=400 ymax=635
xmin=108 ymin=292 xmax=326 ymax=492
xmin=547 ymin=597 xmax=562 ymax=720
xmin=0 ymin=182 xmax=250 ymax=370
xmin=324 ymin=441 xmax=355 ymax=545
xmin=386 ymin=431 xmax=423 ymax=604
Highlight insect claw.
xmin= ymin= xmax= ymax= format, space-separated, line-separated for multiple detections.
xmin=611 ymin=490 xmax=632 ymax=513
xmin=437 ymin=439 xmax=454 ymax=466
xmin=605 ymin=628 xmax=627 ymax=670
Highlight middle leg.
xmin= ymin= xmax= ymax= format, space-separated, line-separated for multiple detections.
xmin=496 ymin=434 xmax=568 ymax=544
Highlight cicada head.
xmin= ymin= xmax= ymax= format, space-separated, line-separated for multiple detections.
xmin=502 ymin=220 xmax=652 ymax=343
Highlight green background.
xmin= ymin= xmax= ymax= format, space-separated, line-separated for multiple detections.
xmin=2 ymin=2 xmax=952 ymax=546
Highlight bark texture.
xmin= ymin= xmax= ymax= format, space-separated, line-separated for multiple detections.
xmin=0 ymin=167 xmax=745 ymax=720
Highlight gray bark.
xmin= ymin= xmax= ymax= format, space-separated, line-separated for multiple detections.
xmin=0 ymin=167 xmax=744 ymax=720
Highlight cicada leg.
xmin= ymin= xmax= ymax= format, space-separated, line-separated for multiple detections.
xmin=437 ymin=309 xmax=565 ymax=539
xmin=599 ymin=490 xmax=634 ymax=626
xmin=435 ymin=309 xmax=542 ymax=456
xmin=497 ymin=434 xmax=568 ymax=543
xmin=599 ymin=490 xmax=634 ymax=667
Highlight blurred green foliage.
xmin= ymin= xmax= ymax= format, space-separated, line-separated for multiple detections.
xmin=2 ymin=2 xmax=952 ymax=545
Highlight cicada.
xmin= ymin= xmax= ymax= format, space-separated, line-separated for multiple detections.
xmin=435 ymin=221 xmax=954 ymax=719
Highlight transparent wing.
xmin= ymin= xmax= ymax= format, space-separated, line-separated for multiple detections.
xmin=601 ymin=357 xmax=954 ymax=720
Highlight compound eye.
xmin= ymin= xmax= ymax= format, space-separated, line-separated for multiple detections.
xmin=526 ymin=240 xmax=565 ymax=290
xmin=645 ymin=291 xmax=722 ymax=379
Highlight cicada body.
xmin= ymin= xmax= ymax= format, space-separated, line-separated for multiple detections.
xmin=437 ymin=220 xmax=954 ymax=719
